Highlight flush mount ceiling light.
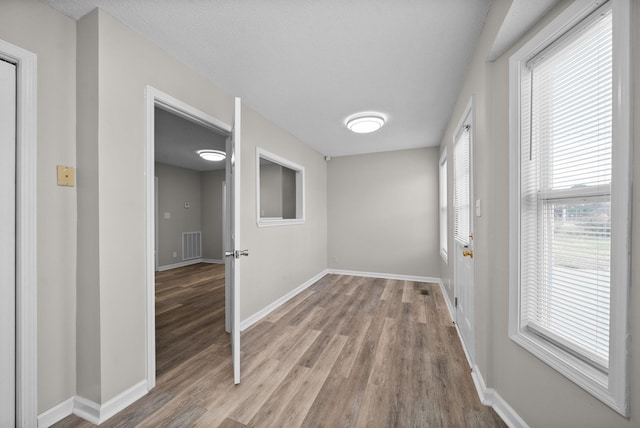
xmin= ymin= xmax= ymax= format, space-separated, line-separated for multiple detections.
xmin=345 ymin=112 xmax=386 ymax=134
xmin=197 ymin=149 xmax=226 ymax=162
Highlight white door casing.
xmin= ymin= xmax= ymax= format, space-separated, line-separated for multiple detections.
xmin=453 ymin=99 xmax=475 ymax=365
xmin=0 ymin=38 xmax=37 ymax=428
xmin=146 ymin=86 xmax=234 ymax=388
xmin=0 ymin=57 xmax=17 ymax=428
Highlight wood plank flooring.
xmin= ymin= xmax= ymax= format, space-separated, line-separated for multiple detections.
xmin=53 ymin=264 xmax=505 ymax=427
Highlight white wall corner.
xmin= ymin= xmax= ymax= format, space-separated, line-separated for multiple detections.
xmin=37 ymin=397 xmax=74 ymax=428
xmin=70 ymin=396 xmax=100 ymax=425
xmin=73 ymin=380 xmax=148 ymax=425
xmin=471 ymin=365 xmax=529 ymax=428
xmin=437 ymin=279 xmax=455 ymax=322
xmin=240 ymin=269 xmax=329 ymax=331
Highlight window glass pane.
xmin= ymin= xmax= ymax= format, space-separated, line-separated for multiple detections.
xmin=439 ymin=155 xmax=448 ymax=259
xmin=453 ymin=127 xmax=470 ymax=245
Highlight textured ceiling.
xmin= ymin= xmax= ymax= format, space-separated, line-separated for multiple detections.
xmin=42 ymin=0 xmax=493 ymax=157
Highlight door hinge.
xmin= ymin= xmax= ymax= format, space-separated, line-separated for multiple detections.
xmin=454 ymin=297 xmax=458 ymax=308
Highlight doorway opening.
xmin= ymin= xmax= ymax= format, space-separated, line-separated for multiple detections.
xmin=145 ymin=87 xmax=237 ymax=389
xmin=153 ymin=105 xmax=229 ymax=378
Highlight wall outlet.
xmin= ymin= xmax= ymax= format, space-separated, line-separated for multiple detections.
xmin=172 ymin=251 xmax=177 ymax=258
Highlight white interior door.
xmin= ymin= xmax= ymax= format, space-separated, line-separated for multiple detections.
xmin=453 ymin=118 xmax=475 ymax=364
xmin=0 ymin=58 xmax=17 ymax=427
xmin=225 ymin=97 xmax=243 ymax=384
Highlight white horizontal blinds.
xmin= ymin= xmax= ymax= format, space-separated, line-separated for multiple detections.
xmin=453 ymin=125 xmax=470 ymax=246
xmin=439 ymin=157 xmax=448 ymax=256
xmin=520 ymin=4 xmax=612 ymax=370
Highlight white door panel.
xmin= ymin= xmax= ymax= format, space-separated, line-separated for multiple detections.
xmin=225 ymin=97 xmax=242 ymax=384
xmin=453 ymin=108 xmax=475 ymax=364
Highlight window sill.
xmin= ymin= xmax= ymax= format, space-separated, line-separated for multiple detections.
xmin=257 ymin=218 xmax=305 ymax=227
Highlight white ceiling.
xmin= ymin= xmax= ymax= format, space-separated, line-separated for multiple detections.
xmin=154 ymin=107 xmax=228 ymax=171
xmin=488 ymin=0 xmax=561 ymax=61
xmin=41 ymin=0 xmax=494 ymax=157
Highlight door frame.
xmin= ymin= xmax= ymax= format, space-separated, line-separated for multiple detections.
xmin=452 ymin=97 xmax=476 ymax=365
xmin=0 ymin=39 xmax=38 ymax=427
xmin=145 ymin=86 xmax=232 ymax=388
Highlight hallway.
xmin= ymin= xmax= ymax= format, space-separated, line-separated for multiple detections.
xmin=54 ymin=269 xmax=504 ymax=427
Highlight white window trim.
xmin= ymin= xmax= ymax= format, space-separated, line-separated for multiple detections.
xmin=439 ymin=149 xmax=448 ymax=263
xmin=508 ymin=0 xmax=632 ymax=416
xmin=256 ymin=147 xmax=305 ymax=227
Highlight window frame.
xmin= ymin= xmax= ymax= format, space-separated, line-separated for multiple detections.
xmin=508 ymin=0 xmax=632 ymax=416
xmin=256 ymin=147 xmax=305 ymax=227
xmin=439 ymin=149 xmax=448 ymax=263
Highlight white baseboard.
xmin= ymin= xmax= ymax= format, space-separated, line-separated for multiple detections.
xmin=327 ymin=269 xmax=440 ymax=284
xmin=72 ymin=396 xmax=101 ymax=425
xmin=158 ymin=259 xmax=203 ymax=271
xmin=471 ymin=367 xmax=529 ymax=428
xmin=202 ymin=258 xmax=224 ymax=264
xmin=239 ymin=269 xmax=441 ymax=332
xmin=39 ymin=381 xmax=148 ymax=427
xmin=436 ymin=278 xmax=527 ymax=428
xmin=37 ymin=397 xmax=74 ymax=427
xmin=240 ymin=269 xmax=329 ymax=331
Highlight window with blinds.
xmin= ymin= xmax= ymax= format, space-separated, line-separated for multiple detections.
xmin=519 ymin=3 xmax=612 ymax=372
xmin=509 ymin=0 xmax=631 ymax=415
xmin=453 ymin=125 xmax=470 ymax=246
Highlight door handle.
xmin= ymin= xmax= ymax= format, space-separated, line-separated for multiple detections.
xmin=225 ymin=250 xmax=250 ymax=259
xmin=463 ymin=250 xmax=473 ymax=258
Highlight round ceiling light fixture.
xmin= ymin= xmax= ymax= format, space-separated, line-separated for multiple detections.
xmin=345 ymin=112 xmax=386 ymax=134
xmin=197 ymin=149 xmax=226 ymax=162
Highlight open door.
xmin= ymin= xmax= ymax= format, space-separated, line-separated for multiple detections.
xmin=225 ymin=97 xmax=245 ymax=384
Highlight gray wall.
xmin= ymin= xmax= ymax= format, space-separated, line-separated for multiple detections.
xmin=282 ymin=166 xmax=296 ymax=219
xmin=72 ymin=6 xmax=327 ymax=406
xmin=201 ymin=170 xmax=225 ymax=260
xmin=0 ymin=0 xmax=78 ymax=412
xmin=259 ymin=162 xmax=283 ymax=217
xmin=155 ymin=163 xmax=202 ymax=267
xmin=240 ymin=106 xmax=327 ymax=320
xmin=327 ymin=147 xmax=440 ymax=278
xmin=439 ymin=0 xmax=640 ymax=426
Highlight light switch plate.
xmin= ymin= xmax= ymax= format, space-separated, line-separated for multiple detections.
xmin=57 ymin=165 xmax=75 ymax=187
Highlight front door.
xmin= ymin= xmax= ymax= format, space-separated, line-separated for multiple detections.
xmin=453 ymin=110 xmax=475 ymax=364
xmin=0 ymin=58 xmax=17 ymax=426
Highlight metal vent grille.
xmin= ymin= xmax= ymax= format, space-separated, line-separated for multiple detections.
xmin=182 ymin=231 xmax=202 ymax=260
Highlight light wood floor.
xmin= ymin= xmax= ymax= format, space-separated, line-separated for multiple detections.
xmin=54 ymin=263 xmax=505 ymax=427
